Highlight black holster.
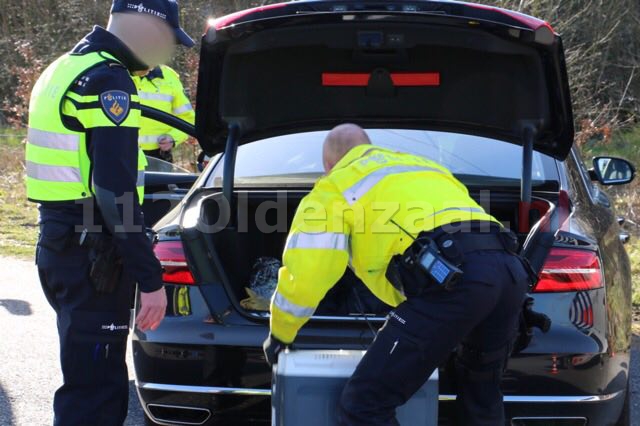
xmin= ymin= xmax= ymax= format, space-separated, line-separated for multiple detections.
xmin=386 ymin=252 xmax=427 ymax=297
xmin=79 ymin=230 xmax=123 ymax=294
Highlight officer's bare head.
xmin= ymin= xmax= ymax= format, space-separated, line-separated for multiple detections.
xmin=323 ymin=124 xmax=371 ymax=173
xmin=107 ymin=12 xmax=176 ymax=69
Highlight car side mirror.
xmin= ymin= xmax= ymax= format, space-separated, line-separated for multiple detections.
xmin=590 ymin=156 xmax=635 ymax=185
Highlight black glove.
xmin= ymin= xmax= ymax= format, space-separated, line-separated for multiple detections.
xmin=263 ymin=334 xmax=287 ymax=367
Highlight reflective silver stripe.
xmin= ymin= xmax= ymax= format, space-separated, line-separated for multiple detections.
xmin=273 ymin=292 xmax=316 ymax=318
xmin=138 ymin=92 xmax=174 ymax=102
xmin=543 ymin=268 xmax=598 ymax=274
xmin=137 ymin=170 xmax=145 ymax=187
xmin=27 ymin=128 xmax=79 ymax=151
xmin=343 ymin=165 xmax=446 ymax=205
xmin=26 ymin=161 xmax=81 ymax=183
xmin=439 ymin=392 xmax=624 ymax=403
xmin=286 ymin=232 xmax=348 ymax=251
xmin=173 ymin=103 xmax=193 ymax=115
xmin=139 ymin=135 xmax=160 ymax=143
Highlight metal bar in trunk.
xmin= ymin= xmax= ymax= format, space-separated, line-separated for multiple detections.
xmin=521 ymin=125 xmax=536 ymax=205
xmin=223 ymin=123 xmax=241 ymax=226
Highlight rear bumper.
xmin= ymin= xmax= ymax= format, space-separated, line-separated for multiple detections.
xmin=134 ymin=285 xmax=628 ymax=425
xmin=136 ymin=381 xmax=625 ymax=426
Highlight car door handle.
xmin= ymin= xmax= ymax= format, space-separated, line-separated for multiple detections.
xmin=616 ymin=216 xmax=625 ymax=226
xmin=619 ymin=232 xmax=630 ymax=244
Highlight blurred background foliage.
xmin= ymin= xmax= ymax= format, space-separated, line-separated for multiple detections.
xmin=0 ymin=0 xmax=267 ymax=127
xmin=0 ymin=0 xmax=639 ymax=133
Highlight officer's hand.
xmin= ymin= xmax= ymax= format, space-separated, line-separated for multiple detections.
xmin=157 ymin=135 xmax=175 ymax=152
xmin=263 ymin=334 xmax=286 ymax=367
xmin=136 ymin=287 xmax=167 ymax=331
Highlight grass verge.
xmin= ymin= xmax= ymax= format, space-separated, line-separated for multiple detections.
xmin=0 ymin=130 xmax=198 ymax=260
xmin=0 ymin=130 xmax=38 ymax=259
xmin=628 ymin=240 xmax=640 ymax=306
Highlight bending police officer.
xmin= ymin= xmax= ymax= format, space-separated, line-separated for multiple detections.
xmin=263 ymin=124 xmax=532 ymax=426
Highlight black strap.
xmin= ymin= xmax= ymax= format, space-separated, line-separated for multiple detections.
xmin=439 ymin=232 xmax=505 ymax=254
xmin=421 ymin=221 xmax=513 ymax=254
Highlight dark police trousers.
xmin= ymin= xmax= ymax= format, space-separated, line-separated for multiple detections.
xmin=36 ymin=221 xmax=132 ymax=426
xmin=337 ymin=249 xmax=530 ymax=426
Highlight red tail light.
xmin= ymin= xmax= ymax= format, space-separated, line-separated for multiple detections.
xmin=534 ymin=248 xmax=603 ymax=293
xmin=153 ymin=241 xmax=196 ymax=285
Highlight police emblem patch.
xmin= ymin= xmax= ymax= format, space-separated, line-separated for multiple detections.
xmin=100 ymin=90 xmax=130 ymax=125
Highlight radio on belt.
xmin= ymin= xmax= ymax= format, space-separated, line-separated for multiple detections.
xmin=416 ymin=238 xmax=463 ymax=290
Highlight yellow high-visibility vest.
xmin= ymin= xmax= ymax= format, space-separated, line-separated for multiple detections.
xmin=270 ymin=145 xmax=501 ymax=343
xmin=26 ymin=51 xmax=146 ymax=203
xmin=132 ymin=65 xmax=195 ymax=151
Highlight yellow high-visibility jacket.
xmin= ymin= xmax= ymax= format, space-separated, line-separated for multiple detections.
xmin=26 ymin=51 xmax=146 ymax=203
xmin=270 ymin=144 xmax=501 ymax=343
xmin=132 ymin=65 xmax=195 ymax=151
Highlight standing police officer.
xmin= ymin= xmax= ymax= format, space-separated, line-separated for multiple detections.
xmin=263 ymin=124 xmax=532 ymax=425
xmin=133 ymin=64 xmax=195 ymax=163
xmin=25 ymin=1 xmax=193 ymax=424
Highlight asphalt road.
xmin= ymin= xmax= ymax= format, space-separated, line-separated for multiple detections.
xmin=0 ymin=257 xmax=144 ymax=426
xmin=0 ymin=255 xmax=638 ymax=425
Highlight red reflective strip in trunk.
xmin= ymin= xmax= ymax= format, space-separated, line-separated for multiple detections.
xmin=322 ymin=72 xmax=441 ymax=87
xmin=391 ymin=73 xmax=440 ymax=86
xmin=322 ymin=73 xmax=371 ymax=86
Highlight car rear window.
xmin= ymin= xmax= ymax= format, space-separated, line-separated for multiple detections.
xmin=206 ymin=129 xmax=559 ymax=186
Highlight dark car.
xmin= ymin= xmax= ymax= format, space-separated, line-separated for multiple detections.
xmin=134 ymin=1 xmax=636 ymax=425
xmin=142 ymin=156 xmax=199 ymax=227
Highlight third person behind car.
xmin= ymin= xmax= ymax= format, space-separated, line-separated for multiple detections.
xmin=133 ymin=64 xmax=195 ymax=164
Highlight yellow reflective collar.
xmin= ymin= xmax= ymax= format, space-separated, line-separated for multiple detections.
xmin=331 ymin=144 xmax=384 ymax=173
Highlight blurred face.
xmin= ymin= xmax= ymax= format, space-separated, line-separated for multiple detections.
xmin=136 ymin=17 xmax=176 ymax=67
xmin=109 ymin=13 xmax=176 ymax=68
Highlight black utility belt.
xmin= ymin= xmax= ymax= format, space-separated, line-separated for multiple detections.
xmin=386 ymin=228 xmax=517 ymax=296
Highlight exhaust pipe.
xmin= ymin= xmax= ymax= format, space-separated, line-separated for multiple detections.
xmin=146 ymin=403 xmax=212 ymax=425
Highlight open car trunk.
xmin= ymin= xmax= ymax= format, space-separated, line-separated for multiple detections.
xmin=196 ymin=1 xmax=573 ymax=159
xmin=185 ymin=0 xmax=575 ymax=320
xmin=195 ymin=188 xmax=557 ymax=319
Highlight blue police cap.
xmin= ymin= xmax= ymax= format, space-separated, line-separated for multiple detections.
xmin=111 ymin=0 xmax=195 ymax=48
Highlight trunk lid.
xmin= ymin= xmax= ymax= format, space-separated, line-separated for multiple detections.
xmin=195 ymin=0 xmax=574 ymax=160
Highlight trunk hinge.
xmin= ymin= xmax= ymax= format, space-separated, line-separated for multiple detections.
xmin=520 ymin=124 xmax=537 ymax=205
xmin=222 ymin=123 xmax=241 ymax=227
xmin=519 ymin=124 xmax=538 ymax=229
